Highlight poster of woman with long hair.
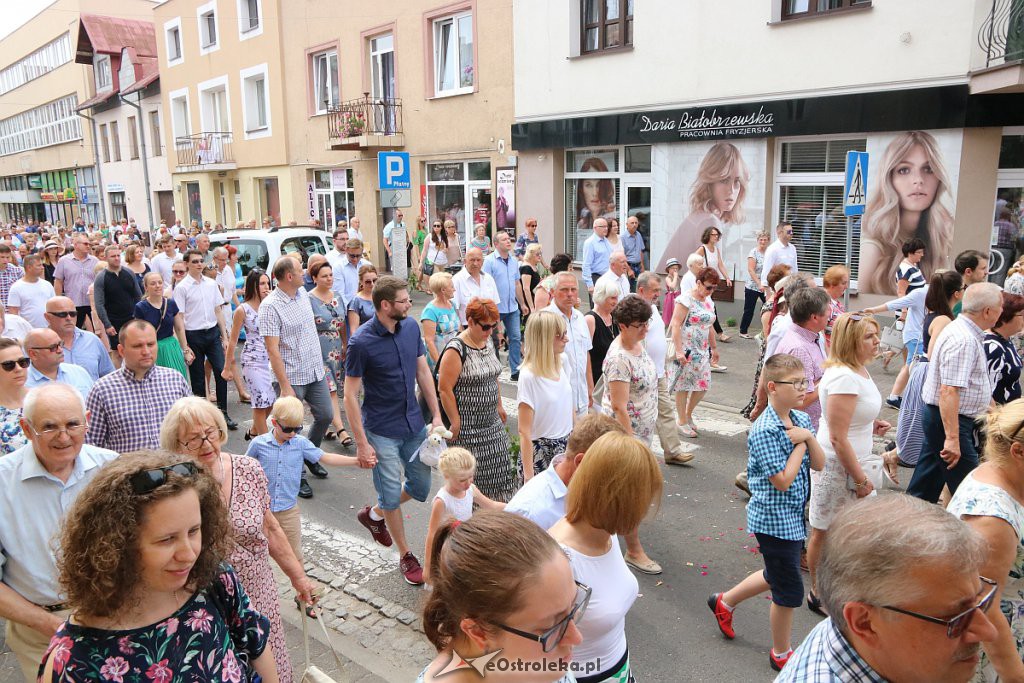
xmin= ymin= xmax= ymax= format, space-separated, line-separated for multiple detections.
xmin=575 ymin=156 xmax=618 ymax=237
xmin=655 ymin=142 xmax=751 ymax=272
xmin=859 ymin=130 xmax=955 ymax=295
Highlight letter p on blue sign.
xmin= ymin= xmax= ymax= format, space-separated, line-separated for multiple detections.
xmin=378 ymin=152 xmax=411 ymax=190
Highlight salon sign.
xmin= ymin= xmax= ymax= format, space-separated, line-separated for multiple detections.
xmin=637 ymin=107 xmax=775 ymax=140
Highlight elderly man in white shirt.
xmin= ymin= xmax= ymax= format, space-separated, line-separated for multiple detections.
xmin=0 ymin=384 xmax=118 ymax=681
xmin=329 ymin=237 xmax=370 ymax=308
xmin=595 ymin=251 xmax=631 ymax=299
xmin=544 ymin=271 xmax=593 ymax=416
xmin=761 ymin=221 xmax=799 ymax=289
xmin=452 ymin=247 xmax=500 ymax=326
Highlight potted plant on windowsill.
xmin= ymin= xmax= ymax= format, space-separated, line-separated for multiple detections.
xmin=340 ymin=112 xmax=366 ymax=138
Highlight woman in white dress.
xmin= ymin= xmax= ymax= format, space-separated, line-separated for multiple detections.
xmin=805 ymin=313 xmax=891 ymax=614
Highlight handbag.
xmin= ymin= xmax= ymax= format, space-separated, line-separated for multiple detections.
xmin=301 ymin=604 xmax=346 ymax=683
xmin=880 ymin=324 xmax=904 ymax=350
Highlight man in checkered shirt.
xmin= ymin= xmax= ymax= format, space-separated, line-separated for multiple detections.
xmin=906 ymin=282 xmax=1003 ymax=503
xmin=777 ymin=495 xmax=997 ymax=682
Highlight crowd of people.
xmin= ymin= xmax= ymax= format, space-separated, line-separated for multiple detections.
xmin=0 ymin=210 xmax=1019 ymax=682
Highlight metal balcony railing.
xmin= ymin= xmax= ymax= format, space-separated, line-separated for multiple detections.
xmin=175 ymin=132 xmax=234 ymax=167
xmin=979 ymin=0 xmax=1024 ymax=68
xmin=327 ymin=95 xmax=403 ymax=141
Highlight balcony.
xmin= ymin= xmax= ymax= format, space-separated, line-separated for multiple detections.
xmin=175 ymin=132 xmax=236 ymax=172
xmin=972 ymin=0 xmax=1024 ymax=93
xmin=327 ymin=95 xmax=404 ymax=151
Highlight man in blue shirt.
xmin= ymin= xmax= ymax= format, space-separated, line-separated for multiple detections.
xmin=45 ymin=296 xmax=115 ymax=381
xmin=581 ymin=217 xmax=612 ymax=306
xmin=23 ymin=328 xmax=94 ymax=400
xmin=483 ymin=231 xmax=523 ymax=380
xmin=345 ymin=275 xmax=442 ymax=586
xmin=621 ymin=216 xmax=647 ymax=292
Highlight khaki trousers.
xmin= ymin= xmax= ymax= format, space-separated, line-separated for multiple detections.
xmin=7 ymin=610 xmax=69 ymax=683
xmin=273 ymin=505 xmax=303 ymax=565
xmin=655 ymin=375 xmax=683 ymax=459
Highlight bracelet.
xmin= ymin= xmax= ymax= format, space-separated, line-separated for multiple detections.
xmin=854 ymin=477 xmax=870 ymax=488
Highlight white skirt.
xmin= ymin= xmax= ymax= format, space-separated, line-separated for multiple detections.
xmin=808 ymin=452 xmax=882 ymax=530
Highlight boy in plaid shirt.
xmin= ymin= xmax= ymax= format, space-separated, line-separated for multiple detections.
xmin=707 ymin=353 xmax=824 ymax=672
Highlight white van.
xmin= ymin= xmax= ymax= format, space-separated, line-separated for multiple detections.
xmin=209 ymin=226 xmax=332 ymax=278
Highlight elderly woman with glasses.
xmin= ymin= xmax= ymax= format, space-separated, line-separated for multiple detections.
xmin=669 ymin=267 xmax=721 ymax=438
xmin=947 ymin=399 xmax=1024 ymax=681
xmin=437 ymin=297 xmax=516 ymax=501
xmin=0 ymin=337 xmax=28 ymax=454
xmin=160 ymin=397 xmax=315 ymax=683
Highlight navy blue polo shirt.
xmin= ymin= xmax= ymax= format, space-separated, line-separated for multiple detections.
xmin=346 ymin=315 xmax=427 ymax=438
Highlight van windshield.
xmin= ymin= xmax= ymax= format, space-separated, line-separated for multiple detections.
xmin=211 ymin=239 xmax=269 ymax=277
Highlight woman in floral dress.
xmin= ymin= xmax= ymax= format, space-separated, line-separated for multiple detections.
xmin=0 ymin=338 xmax=28 ymax=455
xmin=40 ymin=451 xmax=275 ymax=682
xmin=224 ymin=270 xmax=276 ymax=438
xmin=162 ymin=397 xmax=317 ymax=683
xmin=309 ymin=260 xmax=353 ymax=445
xmin=669 ymin=268 xmax=720 ymax=438
xmin=948 ymin=400 xmax=1024 ymax=683
xmin=601 ymin=296 xmax=658 ymax=445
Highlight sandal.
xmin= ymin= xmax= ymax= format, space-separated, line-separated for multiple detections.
xmin=323 ymin=430 xmax=338 ymax=441
xmin=806 ymin=591 xmax=826 ymax=617
xmin=339 ymin=430 xmax=354 ymax=447
xmin=244 ymin=428 xmax=255 ymax=442
xmin=239 ymin=394 xmax=251 ymax=404
xmin=295 ymin=596 xmax=317 ymax=619
xmin=678 ymin=424 xmax=698 ymax=438
xmin=718 ymin=333 xmax=733 ymax=343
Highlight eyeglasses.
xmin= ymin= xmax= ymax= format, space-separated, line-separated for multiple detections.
xmin=26 ymin=419 xmax=87 ymax=439
xmin=188 ymin=260 xmax=203 ymax=265
xmin=172 ymin=270 xmax=186 ymax=275
xmin=0 ymin=357 xmax=29 ymax=371
xmin=629 ymin=321 xmax=650 ymax=329
xmin=129 ymin=461 xmax=199 ymax=495
xmin=179 ymin=427 xmax=221 ymax=452
xmin=880 ymin=577 xmax=997 ymax=638
xmin=495 ymin=582 xmax=591 ymax=653
xmin=775 ymin=378 xmax=809 ymax=391
xmin=46 ymin=310 xmax=75 ymax=319
xmin=556 ymin=331 xmax=569 ymax=340
xmin=29 ymin=343 xmax=62 ymax=353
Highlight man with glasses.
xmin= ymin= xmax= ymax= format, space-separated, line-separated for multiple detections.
xmin=0 ymin=384 xmax=117 ymax=681
xmin=328 ymin=236 xmax=369 ymax=308
xmin=346 ymin=275 xmax=442 ymax=585
xmin=546 ymin=271 xmax=593 ymax=418
xmin=44 ymin=296 xmax=114 ymax=381
xmin=173 ymin=249 xmax=236 ymax=430
xmin=52 ymin=234 xmax=98 ymax=330
xmin=452 ymin=247 xmax=500 ymax=327
xmin=150 ymin=235 xmax=178 ymax=285
xmin=173 ymin=234 xmax=189 ymax=257
xmin=761 ymin=222 xmax=799 ymax=291
xmin=581 ymin=218 xmax=612 ymax=306
xmin=770 ymin=287 xmax=830 ymax=432
xmin=23 ymin=328 xmax=94 ymax=400
xmin=595 ymin=251 xmax=631 ymax=299
xmin=84 ymin=321 xmax=191 ymax=453
xmin=777 ymin=494 xmax=997 ymax=682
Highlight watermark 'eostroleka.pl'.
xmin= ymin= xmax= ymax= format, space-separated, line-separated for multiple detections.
xmin=435 ymin=649 xmax=602 ymax=678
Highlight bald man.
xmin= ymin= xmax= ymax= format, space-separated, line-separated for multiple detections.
xmin=44 ymin=296 xmax=114 ymax=381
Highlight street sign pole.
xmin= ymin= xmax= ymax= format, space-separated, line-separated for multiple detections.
xmin=843 ymin=150 xmax=869 ymax=309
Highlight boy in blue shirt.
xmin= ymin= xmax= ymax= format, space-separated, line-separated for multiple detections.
xmin=707 ymin=353 xmax=824 ymax=672
xmin=246 ymin=396 xmax=361 ymax=565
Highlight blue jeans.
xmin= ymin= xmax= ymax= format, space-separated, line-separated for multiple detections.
xmin=500 ymin=309 xmax=522 ymax=375
xmin=365 ymin=426 xmax=430 ymax=510
xmin=906 ymin=403 xmax=980 ymax=503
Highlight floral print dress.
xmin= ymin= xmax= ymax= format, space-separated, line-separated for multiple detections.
xmin=948 ymin=471 xmax=1024 ymax=683
xmin=0 ymin=405 xmax=26 ymax=454
xmin=669 ymin=291 xmax=716 ymax=393
xmin=41 ymin=566 xmax=270 ymax=682
xmin=600 ymin=338 xmax=658 ymax=445
xmin=310 ymin=293 xmax=345 ymax=393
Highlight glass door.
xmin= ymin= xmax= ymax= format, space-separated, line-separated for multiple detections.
xmin=624 ymin=183 xmax=651 ymax=267
xmin=991 ymin=171 xmax=1024 ymax=285
xmin=370 ymin=34 xmax=396 ymax=134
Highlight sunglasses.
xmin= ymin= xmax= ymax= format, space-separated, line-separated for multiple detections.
xmin=129 ymin=461 xmax=200 ymax=495
xmin=495 ymin=582 xmax=591 ymax=653
xmin=0 ymin=357 xmax=29 ymax=371
xmin=880 ymin=577 xmax=997 ymax=638
xmin=274 ymin=420 xmax=302 ymax=434
xmin=47 ymin=310 xmax=75 ymax=319
xmin=348 ymin=253 xmax=363 ymax=259
xmin=29 ymin=343 xmax=62 ymax=353
xmin=475 ymin=321 xmax=498 ymax=331
xmin=173 ymin=270 xmax=186 ymax=275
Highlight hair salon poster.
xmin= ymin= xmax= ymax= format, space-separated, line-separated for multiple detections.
xmin=495 ymin=167 xmax=517 ymax=235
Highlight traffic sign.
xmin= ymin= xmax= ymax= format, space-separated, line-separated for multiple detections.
xmin=377 ymin=151 xmax=410 ymax=190
xmin=844 ymin=151 xmax=869 ymax=217
xmin=380 ymin=189 xmax=412 ymax=207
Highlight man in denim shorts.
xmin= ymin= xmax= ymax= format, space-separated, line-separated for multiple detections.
xmin=345 ymin=275 xmax=442 ymax=585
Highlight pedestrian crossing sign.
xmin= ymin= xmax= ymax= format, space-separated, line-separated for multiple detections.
xmin=844 ymin=151 xmax=869 ymax=217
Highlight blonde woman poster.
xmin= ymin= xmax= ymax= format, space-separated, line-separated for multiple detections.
xmin=655 ymin=142 xmax=753 ymax=273
xmin=859 ymin=130 xmax=957 ymax=296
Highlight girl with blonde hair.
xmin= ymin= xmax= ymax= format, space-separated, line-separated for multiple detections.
xmin=860 ymin=130 xmax=954 ymax=295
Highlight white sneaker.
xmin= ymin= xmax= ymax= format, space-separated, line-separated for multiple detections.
xmin=711 ymin=364 xmax=728 ymax=373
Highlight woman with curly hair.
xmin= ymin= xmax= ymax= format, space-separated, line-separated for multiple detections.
xmin=40 ymin=450 xmax=278 ymax=682
xmin=859 ymin=130 xmax=955 ymax=295
xmin=656 ymin=141 xmax=750 ymax=272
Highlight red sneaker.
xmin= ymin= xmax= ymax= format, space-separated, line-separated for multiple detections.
xmin=400 ymin=552 xmax=424 ymax=585
xmin=707 ymin=593 xmax=735 ymax=639
xmin=356 ymin=506 xmax=393 ymax=547
xmin=770 ymin=649 xmax=792 ymax=671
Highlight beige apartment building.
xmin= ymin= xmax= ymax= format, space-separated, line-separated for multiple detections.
xmin=154 ymin=0 xmax=515 ymax=259
xmin=0 ymin=0 xmax=158 ymax=225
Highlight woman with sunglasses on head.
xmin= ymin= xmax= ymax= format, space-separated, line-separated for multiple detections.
xmin=307 ymin=259 xmax=353 ymax=446
xmin=670 ymin=267 xmax=721 ymax=438
xmin=437 ymin=298 xmax=516 ymax=502
xmin=39 ymin=450 xmax=279 ymax=682
xmin=804 ymin=313 xmax=891 ymax=616
xmin=134 ymin=272 xmax=190 ymax=379
xmin=347 ymin=264 xmax=378 ymax=336
xmin=548 ymin=431 xmax=662 ymax=682
xmin=0 ymin=338 xmax=28 ymax=455
xmin=419 ymin=221 xmax=449 ymax=293
xmin=947 ymin=399 xmax=1024 ymax=681
xmin=419 ymin=510 xmax=585 ymax=683
xmin=160 ymin=397 xmax=315 ymax=683
xmin=223 ymin=269 xmax=275 ymax=438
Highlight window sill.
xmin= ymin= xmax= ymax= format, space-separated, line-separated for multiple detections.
xmin=769 ymin=3 xmax=871 ymax=26
xmin=430 ymin=88 xmax=475 ymax=100
xmin=241 ymin=25 xmax=261 ymax=34
xmin=569 ymin=45 xmax=634 ymax=60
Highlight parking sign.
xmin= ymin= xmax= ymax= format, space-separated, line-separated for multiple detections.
xmin=378 ymin=152 xmax=411 ymax=190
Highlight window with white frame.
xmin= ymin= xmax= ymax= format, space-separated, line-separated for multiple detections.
xmin=311 ymin=50 xmax=339 ymax=114
xmin=170 ymin=91 xmax=190 ymax=139
xmin=0 ymin=33 xmax=72 ymax=95
xmin=165 ymin=19 xmax=183 ymax=65
xmin=198 ymin=2 xmax=219 ymax=53
xmin=238 ymin=0 xmax=262 ymax=37
xmin=94 ymin=55 xmax=112 ymax=91
xmin=433 ymin=11 xmax=473 ymax=96
xmin=241 ymin=64 xmax=270 ymax=138
xmin=0 ymin=94 xmax=82 ymax=156
xmin=774 ymin=137 xmax=867 ymax=282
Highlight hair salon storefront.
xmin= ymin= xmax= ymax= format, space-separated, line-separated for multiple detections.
xmin=513 ymin=84 xmax=1024 ymax=301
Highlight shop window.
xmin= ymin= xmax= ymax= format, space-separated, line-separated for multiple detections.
xmin=110 ymin=192 xmax=127 ymax=223
xmin=311 ymin=50 xmax=339 ymax=114
xmin=625 ymin=145 xmax=651 ymax=173
xmin=426 ymin=160 xmax=490 ymax=246
xmin=782 ymin=0 xmax=870 ymax=21
xmin=432 ymin=11 xmax=474 ymax=96
xmin=564 ymin=149 xmax=621 ymax=258
xmin=775 ymin=138 xmax=866 ymax=281
xmin=581 ymin=0 xmax=633 ymax=54
xmin=999 ymin=135 xmax=1024 ymax=169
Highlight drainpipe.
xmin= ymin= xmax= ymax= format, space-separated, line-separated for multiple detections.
xmin=75 ymin=110 xmax=107 ymax=223
xmin=119 ymin=92 xmax=156 ymax=238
